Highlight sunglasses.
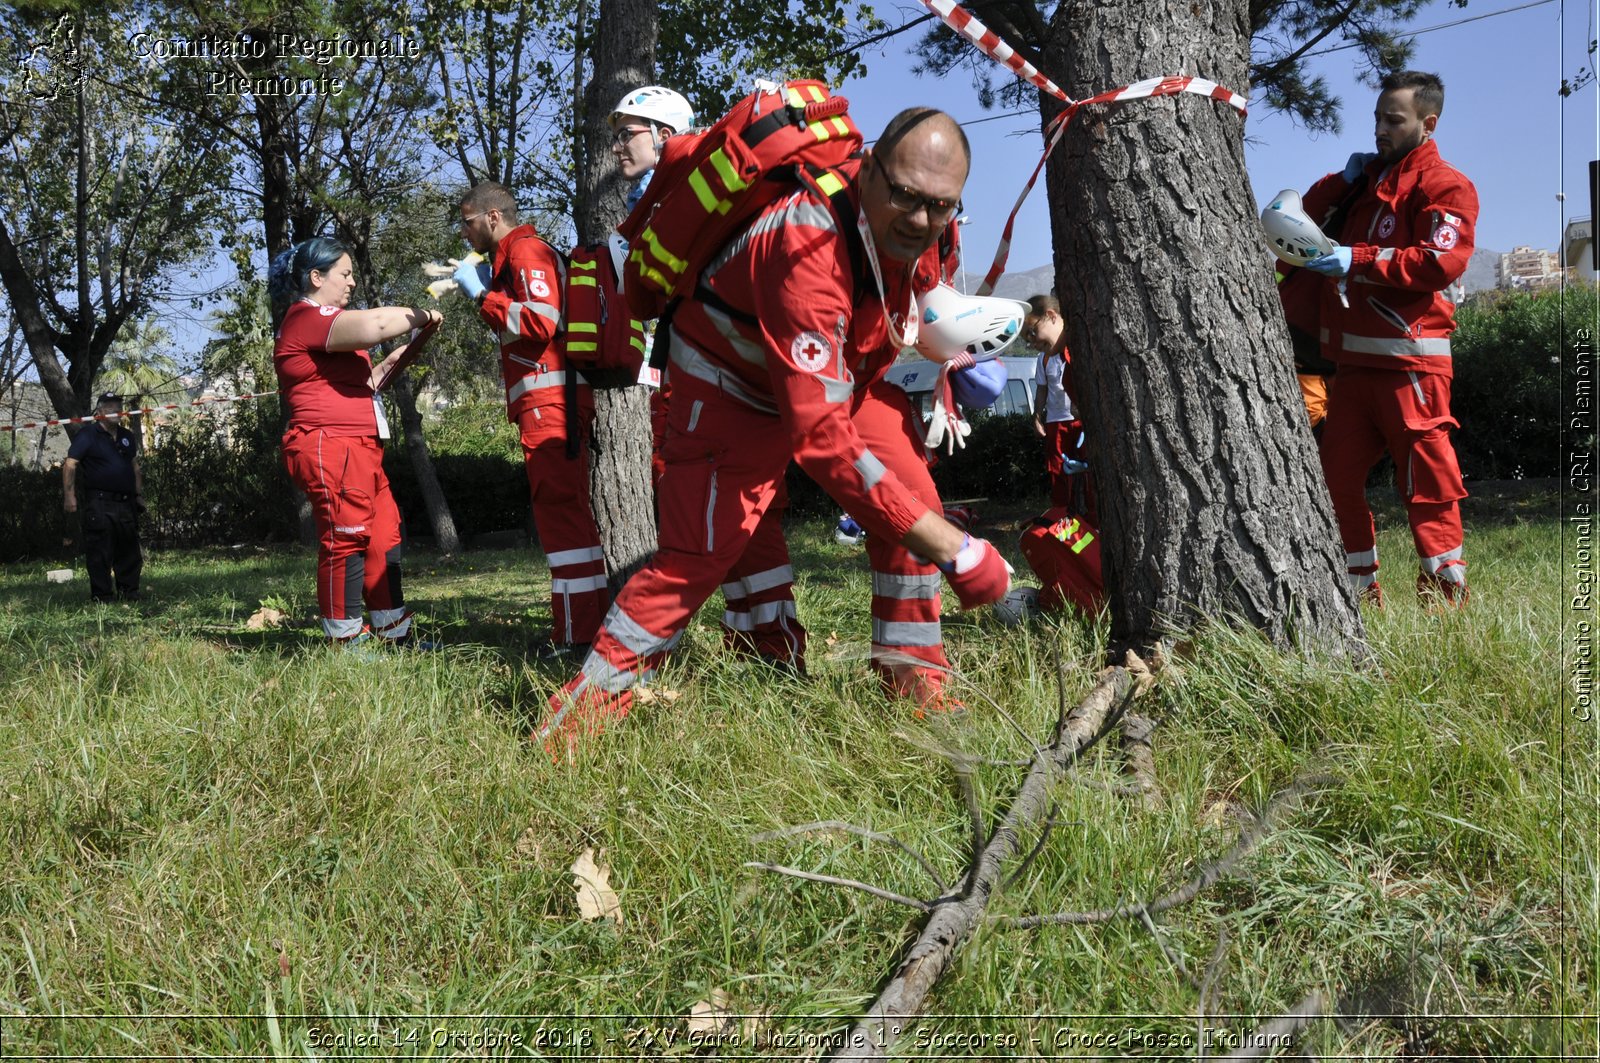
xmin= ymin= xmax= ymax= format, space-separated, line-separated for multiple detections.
xmin=872 ymin=156 xmax=961 ymax=222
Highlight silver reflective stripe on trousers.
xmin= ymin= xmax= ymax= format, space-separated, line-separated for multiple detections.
xmin=553 ymin=574 xmax=609 ymax=595
xmin=871 ymin=618 xmax=942 ymax=646
xmin=722 ymin=600 xmax=799 ymax=631
xmin=1344 ymin=548 xmax=1377 ymax=570
xmin=871 ymin=571 xmax=941 ymax=600
xmin=1421 ymin=545 xmax=1464 ymax=577
xmin=547 ymin=545 xmax=605 ymax=568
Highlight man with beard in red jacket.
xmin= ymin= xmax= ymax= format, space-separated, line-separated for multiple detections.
xmin=451 ymin=182 xmax=610 ymax=650
xmin=1296 ymin=71 xmax=1478 ymax=608
xmin=538 ymin=108 xmax=1012 ymax=755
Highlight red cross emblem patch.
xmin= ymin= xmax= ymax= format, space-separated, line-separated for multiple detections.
xmin=790 ymin=331 xmax=832 ymax=373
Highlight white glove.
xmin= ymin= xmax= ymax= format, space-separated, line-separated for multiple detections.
xmin=423 ymin=252 xmax=485 ymax=299
xmin=923 ymin=389 xmax=972 ymax=456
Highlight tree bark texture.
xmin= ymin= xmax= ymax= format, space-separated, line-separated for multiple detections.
xmin=1041 ymin=0 xmax=1366 ymax=656
xmin=573 ymin=0 xmax=661 ymax=588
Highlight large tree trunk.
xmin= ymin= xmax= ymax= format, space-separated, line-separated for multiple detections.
xmin=573 ymin=0 xmax=660 ymax=589
xmin=1043 ymin=0 xmax=1366 ymax=657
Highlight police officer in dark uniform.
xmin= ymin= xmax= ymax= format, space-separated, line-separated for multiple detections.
xmin=62 ymin=393 xmax=144 ymax=602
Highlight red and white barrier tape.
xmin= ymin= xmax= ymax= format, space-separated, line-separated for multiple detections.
xmin=0 ymin=390 xmax=278 ymax=433
xmin=918 ymin=0 xmax=1247 ymax=295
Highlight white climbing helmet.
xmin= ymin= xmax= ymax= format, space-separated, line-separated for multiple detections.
xmin=1260 ymin=189 xmax=1336 ymax=267
xmin=912 ymin=284 xmax=1031 ymax=362
xmin=609 ymin=86 xmax=695 ymax=134
xmin=991 ymin=585 xmax=1040 ymax=627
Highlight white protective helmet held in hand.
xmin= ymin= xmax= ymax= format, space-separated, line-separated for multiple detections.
xmin=609 ymin=86 xmax=695 ymax=134
xmin=1260 ymin=189 xmax=1336 ymax=267
xmin=913 ymin=284 xmax=1032 ymax=363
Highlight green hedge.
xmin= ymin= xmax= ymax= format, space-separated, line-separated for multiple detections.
xmin=1449 ymin=284 xmax=1589 ymax=480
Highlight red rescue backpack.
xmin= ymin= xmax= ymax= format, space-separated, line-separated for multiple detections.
xmin=557 ymin=243 xmax=647 ymax=375
xmin=1017 ymin=507 xmax=1106 ymax=617
xmin=615 ymin=79 xmax=864 ymax=324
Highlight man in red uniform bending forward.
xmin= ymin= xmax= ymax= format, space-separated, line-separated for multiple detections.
xmin=539 ymin=107 xmax=1011 ymax=750
xmin=453 ymin=181 xmax=609 ymax=648
xmin=1297 ymin=71 xmax=1478 ymax=607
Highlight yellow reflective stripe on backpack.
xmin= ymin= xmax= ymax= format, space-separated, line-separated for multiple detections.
xmin=707 ymin=148 xmax=748 ymax=193
xmin=565 ymin=321 xmax=598 ymax=334
xmin=688 ymin=169 xmax=731 ymax=215
xmin=814 ymin=170 xmax=845 ymax=198
xmin=1071 ymin=531 xmax=1093 ymax=554
xmin=637 ymin=227 xmax=688 ymax=276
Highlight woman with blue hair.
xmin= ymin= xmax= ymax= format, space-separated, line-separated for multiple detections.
xmin=269 ymin=237 xmax=441 ymax=648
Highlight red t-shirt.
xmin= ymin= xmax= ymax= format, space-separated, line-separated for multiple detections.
xmin=274 ymin=299 xmax=376 ymax=435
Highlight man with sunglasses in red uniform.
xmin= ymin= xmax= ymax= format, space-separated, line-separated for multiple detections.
xmin=538 ymin=107 xmax=1012 ymax=755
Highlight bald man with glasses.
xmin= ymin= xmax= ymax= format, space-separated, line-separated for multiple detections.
xmin=540 ymin=107 xmax=1012 ymax=755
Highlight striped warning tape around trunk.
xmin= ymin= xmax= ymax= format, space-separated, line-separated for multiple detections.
xmin=917 ymin=0 xmax=1248 ymax=296
xmin=0 ymin=390 xmax=279 ymax=433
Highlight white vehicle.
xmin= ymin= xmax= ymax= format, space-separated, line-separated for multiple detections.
xmin=885 ymin=356 xmax=1038 ymax=421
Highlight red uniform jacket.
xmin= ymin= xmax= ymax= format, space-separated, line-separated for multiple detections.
xmin=478 ymin=224 xmax=587 ymax=420
xmin=668 ymin=158 xmax=955 ymax=540
xmin=1301 ymin=139 xmax=1478 ymax=377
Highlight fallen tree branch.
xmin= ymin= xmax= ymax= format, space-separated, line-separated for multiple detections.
xmin=830 ymin=654 xmax=1144 ymax=1060
xmin=750 ymin=821 xmax=946 ymax=892
xmin=1216 ymin=989 xmax=1328 ymax=1060
xmin=743 ymin=862 xmax=931 ymax=912
xmin=1006 ymin=772 xmax=1341 ymax=929
xmin=1120 ymin=711 xmax=1163 ymax=809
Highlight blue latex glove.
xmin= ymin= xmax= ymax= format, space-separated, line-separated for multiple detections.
xmin=1342 ymin=151 xmax=1378 ymax=183
xmin=1304 ymin=246 xmax=1353 ymax=277
xmin=452 ymin=257 xmax=489 ymax=301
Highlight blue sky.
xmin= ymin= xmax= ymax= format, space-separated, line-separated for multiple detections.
xmin=838 ymin=0 xmax=1595 ymax=274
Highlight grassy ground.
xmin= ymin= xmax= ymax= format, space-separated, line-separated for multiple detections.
xmin=0 ymin=482 xmax=1592 ymax=1060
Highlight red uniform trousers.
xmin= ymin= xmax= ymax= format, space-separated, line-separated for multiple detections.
xmin=517 ymin=399 xmax=609 ymax=644
xmin=282 ymin=429 xmax=410 ymax=640
xmin=1319 ymin=366 xmax=1467 ymax=593
xmin=545 ymin=377 xmax=949 ymax=745
xmin=1045 ymin=419 xmax=1097 ymax=522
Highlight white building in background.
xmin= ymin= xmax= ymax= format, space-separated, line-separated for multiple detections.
xmin=1563 ymin=217 xmax=1596 ymax=283
xmin=1497 ymin=245 xmax=1566 ymax=289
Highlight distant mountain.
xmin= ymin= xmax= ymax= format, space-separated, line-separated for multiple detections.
xmin=951 ymin=263 xmax=1054 ymax=300
xmin=1462 ymin=247 xmax=1500 ymax=293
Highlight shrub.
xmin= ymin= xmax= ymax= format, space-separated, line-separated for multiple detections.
xmin=0 ymin=463 xmax=74 ymax=563
xmin=141 ymin=397 xmax=298 ymax=547
xmin=1450 ymin=284 xmax=1592 ymax=479
xmin=385 ymin=401 xmax=529 ymax=538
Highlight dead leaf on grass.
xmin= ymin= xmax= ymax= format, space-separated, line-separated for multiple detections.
xmin=824 ymin=631 xmax=840 ymax=647
xmin=685 ymin=989 xmax=735 ymax=1035
xmin=571 ymin=847 xmax=622 ymax=924
xmin=245 ymin=607 xmax=287 ymax=631
xmin=634 ymin=687 xmax=681 ymax=705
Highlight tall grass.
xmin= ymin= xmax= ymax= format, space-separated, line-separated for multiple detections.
xmin=0 ymin=486 xmax=1591 ymax=1059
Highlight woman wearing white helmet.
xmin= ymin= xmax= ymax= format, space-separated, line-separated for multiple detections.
xmin=609 ymin=85 xmax=694 ymax=211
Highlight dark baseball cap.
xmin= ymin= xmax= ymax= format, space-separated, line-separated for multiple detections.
xmin=97 ymin=392 xmax=123 ymax=406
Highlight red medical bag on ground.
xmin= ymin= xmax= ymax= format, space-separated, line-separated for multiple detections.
xmin=1018 ymin=506 xmax=1106 ymax=616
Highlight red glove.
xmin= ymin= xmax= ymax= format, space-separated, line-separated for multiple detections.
xmin=939 ymin=534 xmax=1012 ymax=610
